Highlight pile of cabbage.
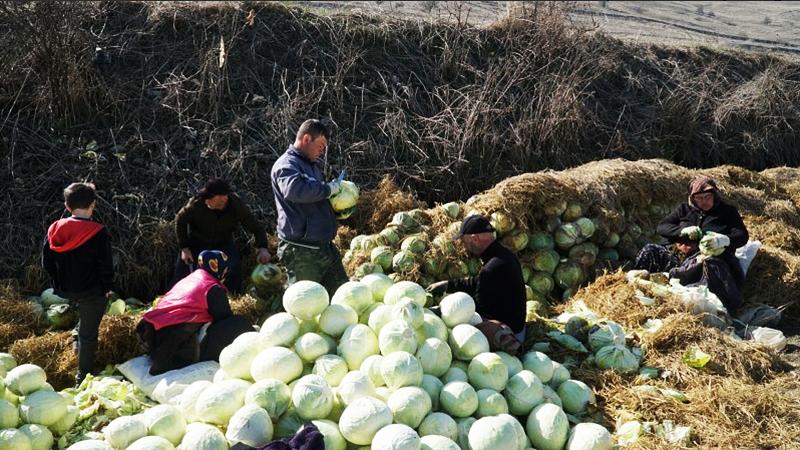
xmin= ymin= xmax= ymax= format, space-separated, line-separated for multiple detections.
xmin=342 ymin=199 xmax=671 ymax=304
xmin=22 ymin=289 xmax=136 ymax=331
xmin=79 ymin=278 xmax=616 ymax=450
xmin=0 ymin=355 xmax=153 ymax=450
xmin=554 ymin=311 xmax=642 ymax=375
xmin=0 ymin=356 xmax=69 ymax=450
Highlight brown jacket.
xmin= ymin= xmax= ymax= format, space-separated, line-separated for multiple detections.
xmin=175 ymin=193 xmax=268 ymax=249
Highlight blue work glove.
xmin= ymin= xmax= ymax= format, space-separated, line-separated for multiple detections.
xmin=327 ymin=180 xmax=342 ymax=197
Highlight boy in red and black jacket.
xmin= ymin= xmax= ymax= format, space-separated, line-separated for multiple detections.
xmin=42 ymin=182 xmax=114 ymax=385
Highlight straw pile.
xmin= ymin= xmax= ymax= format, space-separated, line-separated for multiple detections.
xmin=230 ymin=294 xmax=282 ymax=326
xmin=347 ymin=176 xmax=426 ymax=235
xmin=9 ymin=314 xmax=142 ymax=390
xmin=566 ymin=274 xmax=800 ymax=448
xmin=0 ymin=299 xmax=47 ymax=349
xmin=9 ymin=331 xmax=75 ymax=389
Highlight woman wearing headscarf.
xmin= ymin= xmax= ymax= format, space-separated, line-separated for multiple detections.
xmin=137 ymin=250 xmax=254 ymax=375
xmin=634 ymin=175 xmax=749 ymax=312
xmin=172 ymin=178 xmax=272 ymax=293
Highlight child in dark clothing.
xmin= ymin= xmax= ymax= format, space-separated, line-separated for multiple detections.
xmin=42 ymin=182 xmax=114 ymax=385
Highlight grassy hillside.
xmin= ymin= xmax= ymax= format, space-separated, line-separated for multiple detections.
xmin=2 ymin=1 xmax=800 ymax=297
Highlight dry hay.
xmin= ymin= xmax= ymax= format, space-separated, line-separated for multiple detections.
xmin=761 ymin=166 xmax=800 ymax=186
xmin=346 ymin=176 xmax=426 ymax=235
xmin=343 ymin=250 xmax=372 ymax=279
xmin=0 ymin=298 xmax=46 ymax=328
xmin=744 ymin=214 xmax=800 ymax=255
xmin=560 ymin=271 xmax=688 ymax=330
xmin=567 ymin=159 xmax=691 ymax=211
xmin=230 ymin=294 xmax=275 ymax=326
xmin=764 ymin=167 xmax=800 ymax=212
xmin=427 ymin=203 xmax=462 ymax=234
xmin=743 ymin=245 xmax=800 ymax=316
xmin=565 ymin=273 xmax=800 ymax=449
xmin=0 ymin=323 xmax=35 ymax=353
xmin=334 ymin=225 xmax=358 ymax=253
xmin=583 ymin=369 xmax=800 ymax=449
xmin=566 ymin=274 xmax=784 ymax=384
xmin=9 ymin=331 xmax=74 ymax=390
xmin=9 ymin=314 xmax=142 ymax=390
xmin=643 ymin=313 xmax=784 ymax=385
xmin=0 ymin=299 xmax=47 ymax=349
xmin=95 ymin=315 xmax=142 ymax=368
xmin=469 ymin=159 xmax=692 ymax=231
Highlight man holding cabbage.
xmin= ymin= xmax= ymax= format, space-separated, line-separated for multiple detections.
xmin=270 ymin=119 xmax=349 ymax=294
xmin=427 ymin=215 xmax=528 ymax=354
xmin=633 ymin=175 xmax=749 ymax=313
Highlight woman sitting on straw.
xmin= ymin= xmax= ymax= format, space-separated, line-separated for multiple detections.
xmin=633 ymin=175 xmax=749 ymax=313
xmin=136 ymin=250 xmax=254 ymax=375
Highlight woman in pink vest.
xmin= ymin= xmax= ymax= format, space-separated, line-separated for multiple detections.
xmin=136 ymin=250 xmax=254 ymax=375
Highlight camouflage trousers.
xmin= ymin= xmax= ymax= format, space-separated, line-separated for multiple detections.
xmin=277 ymin=241 xmax=348 ymax=295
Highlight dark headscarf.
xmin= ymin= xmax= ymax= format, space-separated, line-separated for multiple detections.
xmin=688 ymin=175 xmax=719 ymax=208
xmin=197 ymin=250 xmax=230 ymax=281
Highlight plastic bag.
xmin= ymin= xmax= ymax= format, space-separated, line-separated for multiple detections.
xmin=667 ymin=280 xmax=728 ymax=317
xmin=616 ymin=421 xmax=642 ymax=446
xmin=116 ymin=355 xmax=220 ymax=404
xmin=750 ymin=327 xmax=787 ymax=352
xmin=735 ymin=240 xmax=762 ymax=275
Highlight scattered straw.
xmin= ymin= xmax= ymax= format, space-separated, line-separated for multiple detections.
xmin=586 ymin=371 xmax=800 ymax=449
xmin=96 ymin=315 xmax=142 ymax=368
xmin=230 ymin=294 xmax=279 ymax=326
xmin=743 ymin=245 xmax=800 ymax=317
xmin=643 ymin=313 xmax=785 ymax=385
xmin=10 ymin=331 xmax=74 ymax=390
xmin=10 ymin=314 xmax=143 ymax=390
xmin=744 ymin=215 xmax=800 ymax=254
xmin=0 ymin=323 xmax=35 ymax=352
xmin=0 ymin=299 xmax=47 ymax=337
xmin=347 ymin=176 xmax=426 ymax=235
xmin=561 ymin=271 xmax=687 ymax=330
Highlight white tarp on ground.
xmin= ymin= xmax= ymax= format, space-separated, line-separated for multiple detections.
xmin=117 ymin=356 xmax=219 ymax=405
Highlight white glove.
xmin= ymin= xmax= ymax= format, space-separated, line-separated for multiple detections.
xmin=699 ymin=232 xmax=730 ymax=256
xmin=680 ymin=226 xmax=703 ymax=241
xmin=327 ymin=180 xmax=342 ymax=197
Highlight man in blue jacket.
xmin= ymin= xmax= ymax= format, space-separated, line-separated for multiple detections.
xmin=271 ymin=119 xmax=348 ymax=294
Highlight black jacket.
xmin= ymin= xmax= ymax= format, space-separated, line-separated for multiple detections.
xmin=656 ymin=199 xmax=749 ymax=252
xmin=657 ymin=198 xmax=749 ymax=288
xmin=42 ymin=217 xmax=114 ymax=296
xmin=175 ymin=193 xmax=269 ymax=249
xmin=446 ymin=240 xmax=527 ymax=333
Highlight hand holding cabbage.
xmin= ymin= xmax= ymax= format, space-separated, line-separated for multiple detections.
xmin=699 ymin=231 xmax=730 ymax=256
xmin=679 ymin=226 xmax=703 ymax=241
